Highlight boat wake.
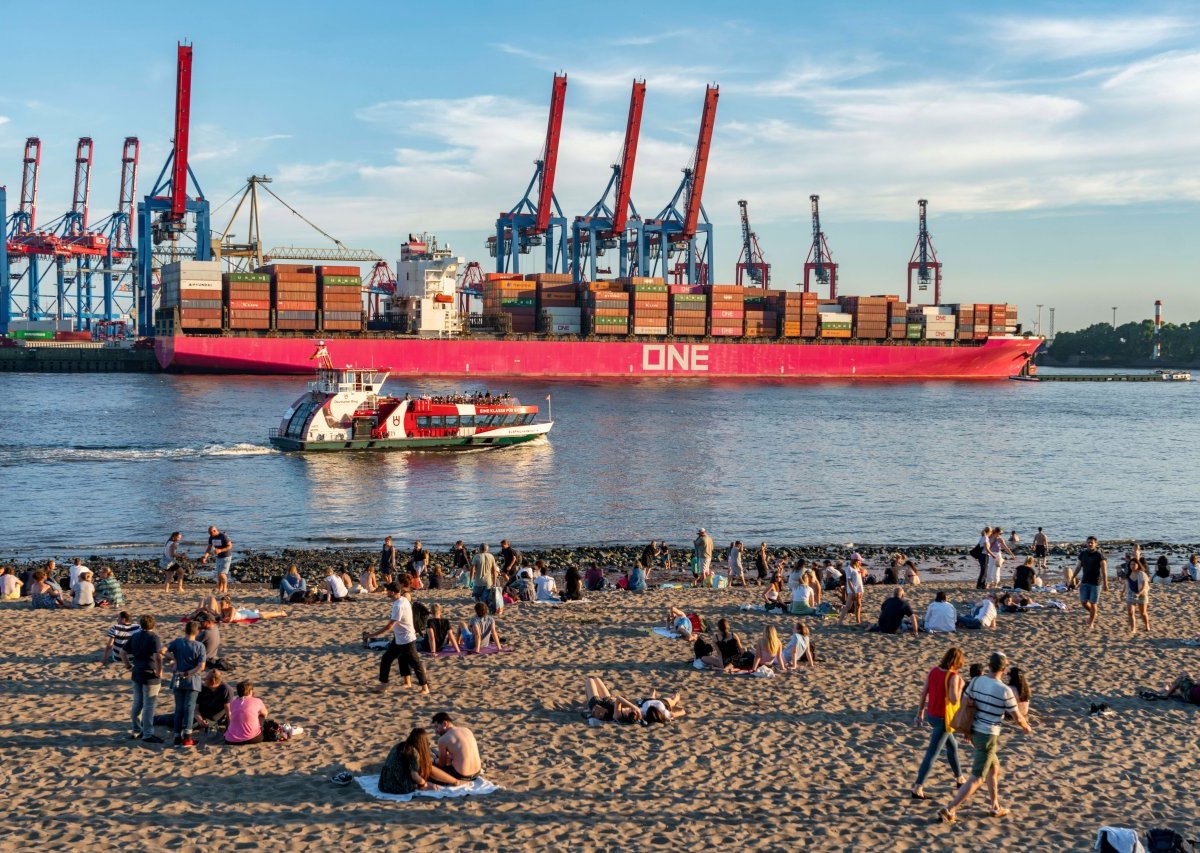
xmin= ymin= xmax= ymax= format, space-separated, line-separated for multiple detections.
xmin=0 ymin=442 xmax=278 ymax=464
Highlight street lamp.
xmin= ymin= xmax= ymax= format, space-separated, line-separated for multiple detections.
xmin=1112 ymin=306 xmax=1118 ymax=328
xmin=1048 ymin=307 xmax=1055 ymax=339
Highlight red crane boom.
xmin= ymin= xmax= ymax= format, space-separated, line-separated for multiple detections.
xmin=17 ymin=137 xmax=41 ymax=235
xmin=608 ymin=79 xmax=645 ymax=237
xmin=534 ymin=73 xmax=568 ymax=234
xmin=171 ymin=43 xmax=194 ymax=220
xmin=67 ymin=137 xmax=94 ymax=236
xmin=115 ymin=137 xmax=139 ymax=251
xmin=681 ymin=85 xmax=719 ymax=240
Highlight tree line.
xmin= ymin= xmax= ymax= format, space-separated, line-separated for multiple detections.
xmin=1047 ymin=319 xmax=1200 ymax=363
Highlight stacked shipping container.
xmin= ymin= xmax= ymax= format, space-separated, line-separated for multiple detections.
xmin=772 ymin=290 xmax=819 ymax=338
xmin=708 ymin=285 xmax=744 ymax=336
xmin=162 ymin=260 xmax=223 ymax=330
xmin=840 ymin=296 xmax=889 ymax=339
xmin=224 ymin=272 xmax=271 ymax=331
xmin=258 ymin=264 xmax=318 ymax=331
xmin=583 ymin=281 xmax=629 ymax=335
xmin=623 ymin=277 xmax=668 ymax=335
xmin=317 ymin=265 xmax=364 ymax=332
xmin=483 ymin=274 xmax=537 ymax=333
xmin=669 ymin=285 xmax=707 ymax=336
xmin=742 ymin=288 xmax=778 ymax=336
xmin=532 ymin=274 xmax=581 ymax=334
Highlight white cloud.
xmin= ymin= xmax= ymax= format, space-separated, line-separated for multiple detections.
xmin=275 ymin=160 xmax=359 ymax=185
xmin=1102 ymin=50 xmax=1200 ymax=105
xmin=0 ymin=116 xmax=9 ymax=127
xmin=989 ymin=15 xmax=1191 ymax=59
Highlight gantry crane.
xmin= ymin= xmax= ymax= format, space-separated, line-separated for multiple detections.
xmin=489 ymin=73 xmax=568 ymax=275
xmin=640 ymin=84 xmax=718 ymax=285
xmin=2 ymin=137 xmax=44 ymax=328
xmin=137 ymin=42 xmax=212 ymax=336
xmin=570 ymin=79 xmax=646 ymax=283
xmin=802 ymin=194 xmax=837 ymax=298
xmin=735 ymin=199 xmax=769 ymax=287
xmin=906 ymin=199 xmax=941 ymax=305
xmin=78 ymin=137 xmax=140 ymax=329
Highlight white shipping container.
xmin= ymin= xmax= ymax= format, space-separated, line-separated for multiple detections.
xmin=551 ymin=323 xmax=582 ymax=334
xmin=161 ymin=260 xmax=222 ymax=276
xmin=163 ymin=280 xmax=222 ymax=292
xmin=818 ymin=312 xmax=853 ymax=322
xmin=925 ymin=328 xmax=954 ymax=339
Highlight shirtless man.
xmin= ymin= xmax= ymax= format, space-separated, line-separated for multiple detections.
xmin=1032 ymin=527 xmax=1049 ymax=572
xmin=432 ymin=711 xmax=482 ymax=782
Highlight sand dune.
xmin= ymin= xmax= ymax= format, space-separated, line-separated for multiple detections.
xmin=0 ymin=574 xmax=1196 ymax=851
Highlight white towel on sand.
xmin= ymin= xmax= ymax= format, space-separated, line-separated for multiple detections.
xmin=652 ymin=627 xmax=682 ymax=639
xmin=355 ymin=775 xmax=501 ymax=802
xmin=529 ymin=598 xmax=589 ymax=605
xmin=1094 ymin=826 xmax=1145 ymax=853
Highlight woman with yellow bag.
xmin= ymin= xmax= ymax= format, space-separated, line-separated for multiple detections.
xmin=910 ymin=646 xmax=966 ymax=800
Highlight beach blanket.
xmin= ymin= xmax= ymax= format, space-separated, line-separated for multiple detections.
xmin=727 ymin=666 xmax=776 ymax=678
xmin=355 ymin=774 xmax=501 ymax=803
xmin=529 ymin=598 xmax=589 ymax=605
xmin=652 ymin=627 xmax=682 ymax=639
xmin=178 ymin=614 xmax=261 ymax=624
xmin=422 ymin=644 xmax=510 ymax=657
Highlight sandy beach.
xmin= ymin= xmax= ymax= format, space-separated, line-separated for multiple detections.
xmin=1 ymin=571 xmax=1197 ymax=852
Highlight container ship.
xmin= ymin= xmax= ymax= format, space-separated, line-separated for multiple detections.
xmin=152 ymin=236 xmax=1038 ymax=379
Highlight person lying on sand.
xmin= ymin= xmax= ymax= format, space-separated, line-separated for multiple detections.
xmin=583 ymin=677 xmax=642 ymax=724
xmin=1150 ymin=673 xmax=1200 ymax=704
xmin=665 ymin=606 xmax=695 ymax=640
xmin=638 ymin=689 xmax=687 ymax=724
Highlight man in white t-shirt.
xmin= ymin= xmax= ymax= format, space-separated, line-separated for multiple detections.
xmin=0 ymin=567 xmax=22 ymax=600
xmin=939 ymin=652 xmax=1031 ymax=823
xmin=367 ymin=581 xmax=430 ymax=694
xmin=533 ymin=566 xmax=558 ymax=602
xmin=958 ymin=593 xmax=998 ymax=630
xmin=923 ymin=591 xmax=958 ymax=633
xmin=69 ymin=558 xmax=90 ymax=589
xmin=838 ymin=557 xmax=866 ymax=625
xmin=324 ymin=567 xmax=349 ymax=602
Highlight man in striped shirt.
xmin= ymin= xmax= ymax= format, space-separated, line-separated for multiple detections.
xmin=938 ymin=652 xmax=1032 ymax=823
xmin=101 ymin=611 xmax=140 ymax=664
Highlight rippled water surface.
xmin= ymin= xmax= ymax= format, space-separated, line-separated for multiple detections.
xmin=1 ymin=369 xmax=1197 ymax=557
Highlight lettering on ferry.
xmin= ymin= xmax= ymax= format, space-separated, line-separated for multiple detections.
xmin=642 ymin=344 xmax=709 ymax=372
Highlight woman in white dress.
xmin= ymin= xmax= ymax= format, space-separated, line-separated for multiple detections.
xmin=986 ymin=527 xmax=1015 ymax=588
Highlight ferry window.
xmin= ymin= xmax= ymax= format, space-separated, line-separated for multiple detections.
xmin=503 ymin=414 xmax=519 ymax=426
xmin=416 ymin=416 xmax=429 ymax=428
xmin=429 ymin=416 xmax=445 ymax=427
xmin=481 ymin=415 xmax=498 ymax=426
xmin=523 ymin=414 xmax=536 ymax=425
xmin=445 ymin=415 xmax=459 ymax=427
xmin=461 ymin=415 xmax=475 ymax=427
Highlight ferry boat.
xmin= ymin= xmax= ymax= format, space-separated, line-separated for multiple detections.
xmin=267 ymin=344 xmax=553 ymax=452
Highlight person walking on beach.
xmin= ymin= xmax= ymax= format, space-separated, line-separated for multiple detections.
xmin=838 ymin=556 xmax=866 ymax=625
xmin=471 ymin=544 xmax=499 ymax=609
xmin=1069 ymin=536 xmax=1108 ymax=630
xmin=380 ymin=536 xmax=398 ymax=584
xmin=165 ymin=621 xmax=207 ymax=747
xmin=938 ymin=652 xmax=1032 ymax=823
xmin=972 ymin=527 xmax=991 ymax=589
xmin=410 ymin=540 xmax=429 ymax=582
xmin=728 ymin=541 xmax=746 ymax=586
xmin=120 ymin=615 xmax=164 ymax=742
xmin=368 ymin=581 xmax=430 ymax=695
xmin=1032 ymin=527 xmax=1049 ymax=572
xmin=162 ymin=531 xmax=184 ymax=593
xmin=755 ymin=543 xmax=770 ymax=585
xmin=201 ymin=526 xmax=234 ymax=594
xmin=693 ymin=529 xmax=713 ymax=587
xmin=911 ymin=647 xmax=966 ymax=800
xmin=1125 ymin=557 xmax=1150 ymax=635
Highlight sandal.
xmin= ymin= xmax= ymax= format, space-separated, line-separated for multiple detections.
xmin=330 ymin=772 xmax=353 ymax=786
xmin=910 ymin=789 xmax=927 ymax=800
xmin=990 ymin=807 xmax=1010 ymax=818
xmin=937 ymin=808 xmax=956 ymax=824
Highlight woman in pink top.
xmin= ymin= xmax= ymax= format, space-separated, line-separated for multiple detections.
xmin=224 ymin=681 xmax=268 ymax=745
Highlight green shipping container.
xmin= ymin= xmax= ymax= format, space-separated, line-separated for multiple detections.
xmin=500 ymin=298 xmax=536 ymax=307
xmin=225 ymin=273 xmax=272 ymax=283
xmin=630 ymin=284 xmax=668 ymax=293
xmin=671 ymin=294 xmax=706 ymax=303
xmin=320 ymin=275 xmax=363 ymax=286
xmin=906 ymin=323 xmax=924 ymax=334
xmin=593 ymin=316 xmax=629 ymax=326
xmin=819 ymin=322 xmax=852 ymax=331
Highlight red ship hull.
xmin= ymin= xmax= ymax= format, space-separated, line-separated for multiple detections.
xmin=155 ymin=334 xmax=1039 ymax=379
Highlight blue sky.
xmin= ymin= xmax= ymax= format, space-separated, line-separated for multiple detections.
xmin=2 ymin=1 xmax=1198 ymax=331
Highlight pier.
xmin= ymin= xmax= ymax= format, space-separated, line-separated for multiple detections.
xmin=0 ymin=344 xmax=160 ymax=372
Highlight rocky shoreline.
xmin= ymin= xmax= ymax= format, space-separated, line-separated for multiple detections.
xmin=5 ymin=539 xmax=1193 ymax=585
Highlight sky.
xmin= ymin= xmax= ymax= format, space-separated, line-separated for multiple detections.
xmin=1 ymin=0 xmax=1197 ymax=332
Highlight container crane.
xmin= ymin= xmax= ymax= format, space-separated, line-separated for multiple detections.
xmin=735 ymin=199 xmax=769 ymax=287
xmin=82 ymin=138 xmax=140 ymax=327
xmin=2 ymin=137 xmax=49 ymax=328
xmin=802 ymin=194 xmax=837 ymax=298
xmin=640 ymin=84 xmax=718 ymax=285
xmin=570 ymin=79 xmax=646 ymax=283
xmin=458 ymin=260 xmax=485 ymax=316
xmin=906 ymin=199 xmax=941 ymax=305
xmin=490 ymin=73 xmax=568 ymax=275
xmin=137 ymin=42 xmax=212 ymax=336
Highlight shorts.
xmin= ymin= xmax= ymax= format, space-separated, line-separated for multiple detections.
xmin=1125 ymin=591 xmax=1148 ymax=606
xmin=1034 ymin=545 xmax=1047 ymax=558
xmin=970 ymin=731 xmax=1001 ymax=777
xmin=214 ymin=556 xmax=232 ymax=576
xmin=446 ymin=765 xmax=480 ymax=782
xmin=1079 ymin=583 xmax=1100 ymax=604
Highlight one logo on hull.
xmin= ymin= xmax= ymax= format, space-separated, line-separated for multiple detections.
xmin=642 ymin=344 xmax=709 ymax=372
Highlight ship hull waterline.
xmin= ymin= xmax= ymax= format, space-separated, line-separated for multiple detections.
xmin=157 ymin=334 xmax=1041 ymax=380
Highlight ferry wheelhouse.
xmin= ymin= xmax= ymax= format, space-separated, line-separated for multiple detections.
xmin=268 ymin=344 xmax=552 ymax=452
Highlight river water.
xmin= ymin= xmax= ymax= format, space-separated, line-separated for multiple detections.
xmin=1 ymin=369 xmax=1196 ymax=559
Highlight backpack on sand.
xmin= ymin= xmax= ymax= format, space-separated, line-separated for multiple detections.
xmin=1146 ymin=828 xmax=1196 ymax=853
xmin=411 ymin=600 xmax=430 ymax=635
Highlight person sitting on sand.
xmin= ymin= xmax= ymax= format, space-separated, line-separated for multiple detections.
xmin=1174 ymin=554 xmax=1200 ymax=583
xmin=903 ymin=561 xmax=921 ymax=586
xmin=790 ymin=575 xmax=817 ymax=615
xmin=279 ymin=566 xmax=307 ymax=603
xmin=922 ymin=591 xmax=957 ymax=633
xmin=583 ymin=677 xmax=642 ymax=724
xmin=361 ymin=564 xmax=382 ymax=594
xmin=639 ymin=689 xmax=687 ymax=724
xmin=1151 ymin=555 xmax=1171 ymax=585
xmin=29 ymin=571 xmax=64 ymax=609
xmin=787 ymin=562 xmax=806 ymax=601
xmin=627 ymin=561 xmax=648 ymax=593
xmin=783 ymin=622 xmax=815 ymax=669
xmin=1006 ymin=667 xmax=1032 ymax=719
xmin=534 ymin=565 xmax=559 ymax=602
xmin=101 ymin=610 xmax=139 ymax=664
xmin=71 ymin=570 xmax=96 ymax=609
xmin=324 ymin=567 xmax=349 ymax=603
xmin=883 ymin=556 xmax=902 ymax=585
xmin=432 ymin=711 xmax=484 ymax=782
xmin=224 ymin=681 xmax=268 ymax=746
xmin=563 ymin=564 xmax=583 ymax=601
xmin=506 ymin=568 xmax=535 ymax=603
xmin=764 ymin=578 xmax=787 ymax=612
xmin=420 ymin=604 xmax=462 ymax=656
xmin=1013 ymin=558 xmax=1038 ymax=592
xmin=196 ymin=670 xmax=236 ymax=732
xmin=0 ymin=566 xmax=22 ymax=600
xmin=94 ymin=567 xmax=124 ymax=607
xmin=820 ymin=560 xmax=843 ymax=593
xmin=666 ymin=606 xmax=695 ymax=641
xmin=957 ymin=593 xmax=998 ymax=630
xmin=869 ymin=587 xmax=918 ymax=636
xmin=460 ymin=602 xmax=503 ymax=653
xmin=753 ymin=625 xmax=786 ymax=670
xmin=699 ymin=618 xmax=751 ymax=671
xmin=584 ymin=563 xmax=605 ymax=592
xmin=379 ymin=727 xmax=455 ymax=794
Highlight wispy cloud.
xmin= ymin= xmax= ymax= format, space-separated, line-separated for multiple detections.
xmin=491 ymin=42 xmax=547 ymax=62
xmin=0 ymin=116 xmax=9 ymax=127
xmin=988 ymin=15 xmax=1191 ymax=59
